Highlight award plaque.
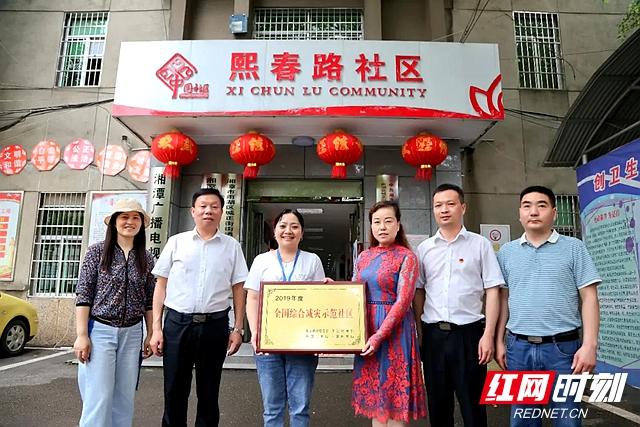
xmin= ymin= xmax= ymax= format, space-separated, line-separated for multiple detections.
xmin=257 ymin=281 xmax=367 ymax=353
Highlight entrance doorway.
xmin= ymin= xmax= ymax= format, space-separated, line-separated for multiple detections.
xmin=243 ymin=180 xmax=364 ymax=281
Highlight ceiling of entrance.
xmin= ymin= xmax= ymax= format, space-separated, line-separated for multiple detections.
xmin=252 ymin=202 xmax=359 ymax=264
xmin=117 ymin=115 xmax=495 ymax=146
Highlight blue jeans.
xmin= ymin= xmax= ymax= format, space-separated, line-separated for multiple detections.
xmin=506 ymin=332 xmax=582 ymax=427
xmin=255 ymin=354 xmax=318 ymax=427
xmin=78 ymin=320 xmax=142 ymax=427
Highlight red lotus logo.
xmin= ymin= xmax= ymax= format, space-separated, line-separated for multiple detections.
xmin=469 ymin=74 xmax=504 ymax=119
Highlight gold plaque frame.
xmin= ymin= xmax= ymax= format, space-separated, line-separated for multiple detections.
xmin=257 ymin=281 xmax=367 ymax=354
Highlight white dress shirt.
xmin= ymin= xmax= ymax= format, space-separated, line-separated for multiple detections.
xmin=416 ymin=227 xmax=504 ymax=325
xmin=152 ymin=228 xmax=249 ymax=314
xmin=244 ymin=250 xmax=325 ymax=291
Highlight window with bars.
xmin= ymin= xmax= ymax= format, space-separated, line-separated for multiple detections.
xmin=253 ymin=8 xmax=363 ymax=40
xmin=513 ymin=11 xmax=564 ymax=90
xmin=555 ymin=195 xmax=581 ymax=238
xmin=31 ymin=193 xmax=86 ymax=296
xmin=56 ymin=11 xmax=109 ymax=87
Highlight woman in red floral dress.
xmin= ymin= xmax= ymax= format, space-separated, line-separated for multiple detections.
xmin=352 ymin=200 xmax=427 ymax=426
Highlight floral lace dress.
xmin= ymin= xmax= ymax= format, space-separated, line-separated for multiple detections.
xmin=352 ymin=244 xmax=427 ymax=423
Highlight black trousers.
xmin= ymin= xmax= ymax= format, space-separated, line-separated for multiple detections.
xmin=162 ymin=309 xmax=229 ymax=427
xmin=421 ymin=320 xmax=487 ymax=427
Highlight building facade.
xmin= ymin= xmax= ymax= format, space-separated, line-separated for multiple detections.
xmin=0 ymin=0 xmax=631 ymax=345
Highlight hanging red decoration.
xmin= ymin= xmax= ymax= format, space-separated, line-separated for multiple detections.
xmin=316 ymin=130 xmax=363 ymax=179
xmin=127 ymin=151 xmax=151 ymax=183
xmin=0 ymin=145 xmax=27 ymax=176
xmin=229 ymin=131 xmax=276 ymax=179
xmin=96 ymin=145 xmax=127 ymax=176
xmin=401 ymin=132 xmax=448 ymax=181
xmin=151 ymin=131 xmax=198 ymax=178
xmin=64 ymin=139 xmax=94 ymax=170
xmin=31 ymin=140 xmax=61 ymax=171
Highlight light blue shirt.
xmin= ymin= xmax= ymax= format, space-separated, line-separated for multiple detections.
xmin=497 ymin=230 xmax=601 ymax=336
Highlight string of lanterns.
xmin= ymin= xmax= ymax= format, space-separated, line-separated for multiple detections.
xmin=150 ymin=129 xmax=448 ymax=180
xmin=3 ymin=130 xmax=448 ymax=182
xmin=0 ymin=139 xmax=151 ymax=182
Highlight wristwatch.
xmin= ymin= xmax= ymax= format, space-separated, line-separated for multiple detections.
xmin=229 ymin=326 xmax=244 ymax=335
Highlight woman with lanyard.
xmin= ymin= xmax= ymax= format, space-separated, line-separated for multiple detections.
xmin=245 ymin=209 xmax=326 ymax=427
xmin=74 ymin=199 xmax=156 ymax=427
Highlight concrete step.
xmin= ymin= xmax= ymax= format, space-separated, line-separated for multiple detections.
xmin=141 ymin=343 xmax=354 ymax=371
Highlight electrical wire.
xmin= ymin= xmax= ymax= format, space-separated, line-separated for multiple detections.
xmin=460 ymin=0 xmax=491 ymax=42
xmin=505 ymin=110 xmax=560 ymax=129
xmin=0 ymin=99 xmax=113 ymax=133
xmin=505 ymin=107 xmax=563 ymax=120
xmin=460 ymin=0 xmax=482 ymax=43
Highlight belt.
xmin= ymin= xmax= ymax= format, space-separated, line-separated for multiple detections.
xmin=367 ymin=300 xmax=393 ymax=305
xmin=426 ymin=319 xmax=484 ymax=331
xmin=167 ymin=307 xmax=230 ymax=323
xmin=510 ymin=329 xmax=580 ymax=344
xmin=90 ymin=315 xmax=142 ymax=328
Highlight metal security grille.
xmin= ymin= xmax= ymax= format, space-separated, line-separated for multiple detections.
xmin=56 ymin=11 xmax=109 ymax=87
xmin=31 ymin=193 xmax=86 ymax=296
xmin=253 ymin=8 xmax=363 ymax=40
xmin=514 ymin=11 xmax=564 ymax=89
xmin=555 ymin=195 xmax=581 ymax=238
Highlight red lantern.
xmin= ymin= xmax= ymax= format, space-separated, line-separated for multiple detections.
xmin=316 ymin=130 xmax=363 ymax=179
xmin=229 ymin=131 xmax=276 ymax=179
xmin=151 ymin=131 xmax=198 ymax=178
xmin=402 ymin=132 xmax=448 ymax=181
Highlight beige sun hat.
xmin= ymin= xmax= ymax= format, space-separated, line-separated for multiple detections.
xmin=103 ymin=198 xmax=151 ymax=228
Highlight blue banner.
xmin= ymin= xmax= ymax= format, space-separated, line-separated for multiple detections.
xmin=577 ymin=138 xmax=640 ymax=388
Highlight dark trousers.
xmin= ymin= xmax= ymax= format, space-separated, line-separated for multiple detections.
xmin=422 ymin=320 xmax=487 ymax=427
xmin=162 ymin=309 xmax=229 ymax=427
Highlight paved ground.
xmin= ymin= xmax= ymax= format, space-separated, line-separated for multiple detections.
xmin=1 ymin=348 xmax=638 ymax=427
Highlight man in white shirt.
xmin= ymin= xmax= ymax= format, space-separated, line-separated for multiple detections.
xmin=150 ymin=188 xmax=248 ymax=427
xmin=413 ymin=184 xmax=504 ymax=427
